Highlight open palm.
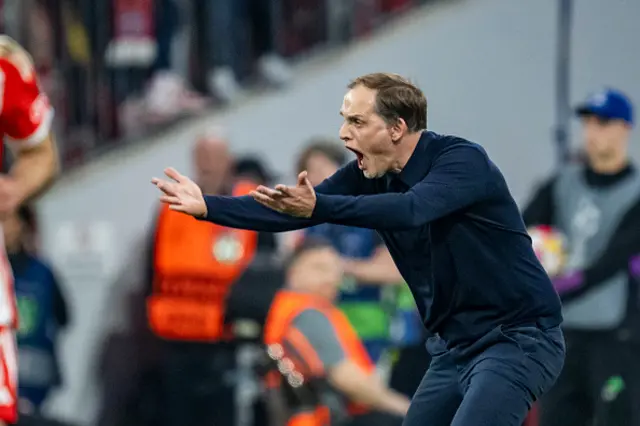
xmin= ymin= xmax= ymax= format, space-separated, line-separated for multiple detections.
xmin=151 ymin=167 xmax=207 ymax=217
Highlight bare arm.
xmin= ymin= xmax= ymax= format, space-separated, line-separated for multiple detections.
xmin=328 ymin=361 xmax=409 ymax=416
xmin=9 ymin=133 xmax=59 ymax=204
xmin=342 ymin=245 xmax=403 ymax=285
xmin=290 ymin=309 xmax=409 ymax=416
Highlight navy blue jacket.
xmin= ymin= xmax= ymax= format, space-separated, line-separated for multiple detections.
xmin=200 ymin=131 xmax=563 ymax=349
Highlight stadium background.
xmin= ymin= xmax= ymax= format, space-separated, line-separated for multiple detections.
xmin=3 ymin=0 xmax=639 ymax=424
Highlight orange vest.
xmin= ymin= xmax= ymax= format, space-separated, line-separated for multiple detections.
xmin=147 ymin=181 xmax=259 ymax=341
xmin=264 ymin=290 xmax=375 ymax=426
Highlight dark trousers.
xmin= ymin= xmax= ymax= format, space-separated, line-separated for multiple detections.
xmin=348 ymin=411 xmax=404 ymax=426
xmin=196 ymin=0 xmax=279 ymax=72
xmin=403 ymin=325 xmax=565 ymax=426
xmin=539 ymin=330 xmax=640 ymax=426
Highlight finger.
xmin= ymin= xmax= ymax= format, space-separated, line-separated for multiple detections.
xmin=253 ymin=196 xmax=274 ymax=211
xmin=250 ymin=191 xmax=282 ymax=211
xmin=297 ymin=171 xmax=308 ymax=186
xmin=274 ymin=184 xmax=294 ymax=196
xmin=160 ymin=195 xmax=181 ymax=205
xmin=256 ymin=185 xmax=286 ymax=199
xmin=251 ymin=190 xmax=276 ymax=204
xmin=164 ymin=167 xmax=186 ymax=183
xmin=302 ymin=175 xmax=314 ymax=192
xmin=151 ymin=177 xmax=170 ymax=187
xmin=153 ymin=179 xmax=177 ymax=196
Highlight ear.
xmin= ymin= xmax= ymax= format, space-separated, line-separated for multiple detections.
xmin=389 ymin=118 xmax=408 ymax=143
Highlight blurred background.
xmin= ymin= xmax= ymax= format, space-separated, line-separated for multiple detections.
xmin=4 ymin=0 xmax=640 ymax=425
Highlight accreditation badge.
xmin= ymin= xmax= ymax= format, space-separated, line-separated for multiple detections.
xmin=212 ymin=232 xmax=244 ymax=264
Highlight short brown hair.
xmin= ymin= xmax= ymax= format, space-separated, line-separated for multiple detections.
xmin=348 ymin=73 xmax=427 ymax=132
xmin=296 ymin=138 xmax=346 ymax=174
xmin=284 ymin=236 xmax=335 ymax=270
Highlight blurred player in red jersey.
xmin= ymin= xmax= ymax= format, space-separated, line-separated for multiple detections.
xmin=0 ymin=35 xmax=59 ymax=425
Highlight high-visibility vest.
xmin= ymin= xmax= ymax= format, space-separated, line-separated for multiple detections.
xmin=263 ymin=290 xmax=375 ymax=426
xmin=147 ymin=181 xmax=259 ymax=341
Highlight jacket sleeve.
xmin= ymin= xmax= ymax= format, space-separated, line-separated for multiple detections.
xmin=311 ymin=145 xmax=498 ymax=230
xmin=200 ymin=161 xmax=365 ymax=232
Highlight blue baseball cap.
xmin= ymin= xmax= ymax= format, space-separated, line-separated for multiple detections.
xmin=575 ymin=88 xmax=634 ymax=126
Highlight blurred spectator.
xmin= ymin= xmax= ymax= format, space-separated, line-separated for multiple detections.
xmin=386 ymin=284 xmax=429 ymax=399
xmin=144 ymin=129 xmax=278 ymax=426
xmin=260 ymin=237 xmax=408 ymax=426
xmin=232 ymin=155 xmax=280 ymax=255
xmin=113 ymin=0 xmax=208 ymax=133
xmin=196 ymin=0 xmax=292 ymax=103
xmin=233 ymin=155 xmax=277 ymax=187
xmin=523 ymin=88 xmax=640 ymax=426
xmin=290 ymin=139 xmax=402 ymax=364
xmin=0 ymin=0 xmax=411 ymax=171
xmin=5 ymin=205 xmax=69 ymax=416
xmin=143 ymin=0 xmax=209 ymax=122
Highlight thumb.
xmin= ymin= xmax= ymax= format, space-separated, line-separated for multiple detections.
xmin=301 ymin=172 xmax=314 ymax=192
xmin=297 ymin=171 xmax=308 ymax=187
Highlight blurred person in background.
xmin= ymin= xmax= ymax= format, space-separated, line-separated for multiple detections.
xmin=4 ymin=205 xmax=69 ymax=420
xmin=224 ymin=155 xmax=282 ymax=426
xmin=0 ymin=36 xmax=59 ymax=426
xmin=523 ymin=88 xmax=640 ymax=426
xmin=143 ymin=0 xmax=208 ymax=123
xmin=384 ymin=284 xmax=429 ymax=399
xmin=197 ymin=0 xmax=292 ymax=103
xmin=289 ymin=139 xmax=401 ymax=365
xmin=232 ymin=155 xmax=280 ymax=255
xmin=260 ymin=237 xmax=409 ymax=426
xmin=110 ymin=0 xmax=208 ymax=130
xmin=234 ymin=155 xmax=277 ymax=188
xmin=145 ymin=129 xmax=276 ymax=426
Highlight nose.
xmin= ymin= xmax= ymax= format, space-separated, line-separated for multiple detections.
xmin=339 ymin=122 xmax=351 ymax=142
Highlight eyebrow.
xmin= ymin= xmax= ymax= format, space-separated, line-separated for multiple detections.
xmin=339 ymin=112 xmax=365 ymax=120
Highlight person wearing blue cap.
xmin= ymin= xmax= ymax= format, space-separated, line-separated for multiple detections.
xmin=524 ymin=87 xmax=640 ymax=426
xmin=575 ymin=87 xmax=635 ymax=125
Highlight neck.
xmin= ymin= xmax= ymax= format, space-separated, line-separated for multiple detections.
xmin=285 ymin=284 xmax=333 ymax=301
xmin=390 ymin=132 xmax=422 ymax=173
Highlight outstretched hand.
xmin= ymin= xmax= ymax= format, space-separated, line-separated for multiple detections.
xmin=251 ymin=171 xmax=316 ymax=218
xmin=151 ymin=167 xmax=207 ymax=217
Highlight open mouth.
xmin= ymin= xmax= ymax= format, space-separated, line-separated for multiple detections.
xmin=346 ymin=147 xmax=365 ymax=169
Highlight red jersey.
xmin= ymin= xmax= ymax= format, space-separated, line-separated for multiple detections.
xmin=0 ymin=36 xmax=54 ymax=327
xmin=0 ymin=40 xmax=54 ymax=150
